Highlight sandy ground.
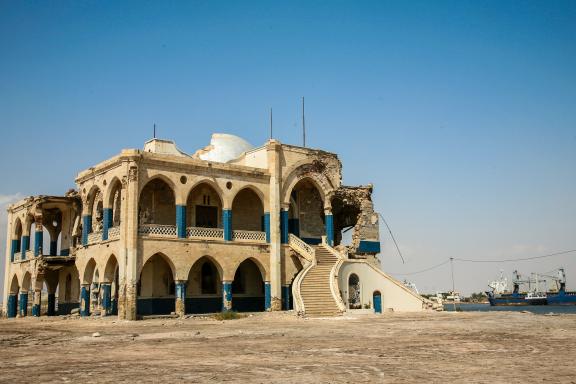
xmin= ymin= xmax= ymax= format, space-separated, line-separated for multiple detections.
xmin=0 ymin=311 xmax=575 ymax=383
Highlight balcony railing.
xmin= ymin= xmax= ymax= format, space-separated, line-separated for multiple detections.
xmin=232 ymin=230 xmax=266 ymax=243
xmin=138 ymin=224 xmax=177 ymax=237
xmin=108 ymin=226 xmax=121 ymax=240
xmin=87 ymin=231 xmax=103 ymax=245
xmin=138 ymin=225 xmax=266 ymax=244
xmin=187 ymin=227 xmax=224 ymax=240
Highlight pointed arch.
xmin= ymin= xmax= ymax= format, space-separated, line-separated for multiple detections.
xmin=186 ymin=181 xmax=223 ymax=228
xmin=9 ymin=274 xmax=20 ymax=294
xmin=137 ymin=252 xmax=176 ymax=316
xmin=103 ymin=254 xmax=119 ymax=283
xmin=82 ymin=258 xmax=97 ymax=285
xmin=139 ymin=178 xmax=176 ymax=226
xmin=231 ymin=187 xmax=265 ymax=232
xmin=21 ymin=272 xmax=32 ymax=292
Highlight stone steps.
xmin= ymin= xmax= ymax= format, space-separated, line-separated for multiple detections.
xmin=299 ymin=245 xmax=342 ymax=317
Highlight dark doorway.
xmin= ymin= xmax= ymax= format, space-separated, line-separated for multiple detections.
xmin=196 ymin=206 xmax=218 ymax=228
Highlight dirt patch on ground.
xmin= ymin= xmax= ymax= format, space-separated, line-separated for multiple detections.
xmin=0 ymin=311 xmax=575 ymax=383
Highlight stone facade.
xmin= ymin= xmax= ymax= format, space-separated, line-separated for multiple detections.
xmin=3 ymin=134 xmax=423 ymax=319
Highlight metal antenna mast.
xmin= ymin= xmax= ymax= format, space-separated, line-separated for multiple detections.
xmin=270 ymin=108 xmax=273 ymax=140
xmin=302 ymin=96 xmax=306 ymax=147
xmin=153 ymin=123 xmax=156 ymax=139
xmin=450 ymin=257 xmax=457 ymax=311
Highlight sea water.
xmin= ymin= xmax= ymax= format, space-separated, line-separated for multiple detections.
xmin=444 ymin=303 xmax=576 ymax=314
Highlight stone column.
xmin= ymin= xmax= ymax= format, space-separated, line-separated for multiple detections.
xmin=21 ymin=235 xmax=29 ymax=259
xmin=19 ymin=290 xmax=28 ymax=317
xmin=263 ymin=212 xmax=271 ymax=242
xmin=101 ymin=283 xmax=111 ymax=315
xmin=265 ymin=281 xmax=271 ymax=311
xmin=222 ymin=281 xmax=232 ymax=311
xmin=324 ymin=207 xmax=334 ymax=247
xmin=176 ymin=205 xmax=187 ymax=238
xmin=3 ymin=211 xmax=14 ymax=316
xmin=280 ymin=208 xmax=289 ymax=244
xmin=32 ymin=289 xmax=41 ymax=317
xmin=7 ymin=294 xmax=17 ymax=318
xmin=223 ymin=209 xmax=232 ymax=241
xmin=282 ymin=285 xmax=292 ymax=310
xmin=267 ymin=140 xmax=282 ymax=311
xmin=122 ymin=163 xmax=139 ymax=320
xmin=34 ymin=225 xmax=43 ymax=256
xmin=80 ymin=284 xmax=90 ymax=317
xmin=82 ymin=215 xmax=92 ymax=246
xmin=102 ymin=208 xmax=113 ymax=240
xmin=60 ymin=209 xmax=72 ymax=256
xmin=175 ymin=281 xmax=186 ymax=317
xmin=47 ymin=293 xmax=56 ymax=316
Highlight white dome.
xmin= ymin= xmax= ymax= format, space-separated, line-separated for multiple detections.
xmin=198 ymin=133 xmax=254 ymax=163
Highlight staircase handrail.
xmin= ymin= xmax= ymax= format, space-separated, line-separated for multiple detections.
xmin=288 ymin=234 xmax=315 ymax=263
xmin=291 ymin=259 xmax=315 ymax=315
xmin=320 ymin=240 xmax=347 ymax=312
xmin=288 ymin=234 xmax=316 ymax=315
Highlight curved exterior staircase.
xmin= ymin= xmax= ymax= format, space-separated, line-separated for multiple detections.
xmin=289 ymin=234 xmax=345 ymax=317
xmin=299 ymin=246 xmax=343 ymax=316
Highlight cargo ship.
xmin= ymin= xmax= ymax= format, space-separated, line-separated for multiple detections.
xmin=546 ymin=269 xmax=576 ymax=305
xmin=486 ymin=268 xmax=576 ymax=306
xmin=486 ymin=271 xmax=527 ymax=306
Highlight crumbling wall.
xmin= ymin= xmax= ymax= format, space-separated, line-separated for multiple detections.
xmin=331 ymin=185 xmax=380 ymax=258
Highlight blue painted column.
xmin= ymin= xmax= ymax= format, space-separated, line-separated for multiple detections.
xmin=288 ymin=218 xmax=300 ymax=237
xmin=7 ymin=294 xmax=17 ymax=318
xmin=282 ymin=285 xmax=291 ymax=310
xmin=101 ymin=283 xmax=111 ymax=315
xmin=175 ymin=281 xmax=186 ymax=316
xmin=34 ymin=230 xmax=43 ymax=256
xmin=222 ymin=281 xmax=232 ymax=311
xmin=280 ymin=209 xmax=289 ymax=244
xmin=325 ymin=212 xmax=334 ymax=247
xmin=263 ymin=212 xmax=270 ymax=243
xmin=265 ymin=282 xmax=271 ymax=311
xmin=10 ymin=239 xmax=19 ymax=262
xmin=60 ymin=248 xmax=70 ymax=256
xmin=47 ymin=293 xmax=56 ymax=316
xmin=102 ymin=208 xmax=113 ymax=240
xmin=80 ymin=285 xmax=90 ymax=317
xmin=223 ymin=209 xmax=232 ymax=241
xmin=19 ymin=291 xmax=28 ymax=317
xmin=176 ymin=205 xmax=187 ymax=238
xmin=32 ymin=290 xmax=41 ymax=317
xmin=21 ymin=235 xmax=29 ymax=259
xmin=82 ymin=215 xmax=92 ymax=246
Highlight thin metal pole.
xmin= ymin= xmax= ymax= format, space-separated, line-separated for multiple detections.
xmin=450 ymin=257 xmax=456 ymax=311
xmin=270 ymin=108 xmax=273 ymax=140
xmin=302 ymin=96 xmax=306 ymax=147
xmin=153 ymin=123 xmax=156 ymax=139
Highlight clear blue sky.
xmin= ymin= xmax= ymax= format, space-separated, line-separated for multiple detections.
xmin=1 ymin=1 xmax=575 ymax=295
